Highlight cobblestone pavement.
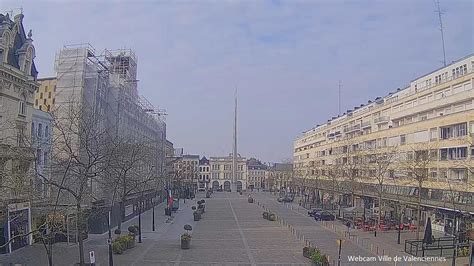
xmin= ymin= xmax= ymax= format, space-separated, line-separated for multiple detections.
xmin=0 ymin=192 xmax=311 ymax=266
xmin=252 ymin=192 xmax=470 ymax=266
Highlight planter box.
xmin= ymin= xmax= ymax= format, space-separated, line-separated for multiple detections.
xmin=263 ymin=212 xmax=269 ymax=219
xmin=269 ymin=214 xmax=276 ymax=221
xmin=303 ymin=247 xmax=316 ymax=258
xmin=181 ymin=239 xmax=191 ymax=249
xmin=248 ymin=198 xmax=254 ymax=203
xmin=193 ymin=212 xmax=201 ymax=221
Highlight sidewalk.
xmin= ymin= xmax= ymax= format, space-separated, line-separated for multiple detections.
xmin=0 ymin=198 xmax=196 ymax=266
xmin=252 ymin=192 xmax=470 ymax=266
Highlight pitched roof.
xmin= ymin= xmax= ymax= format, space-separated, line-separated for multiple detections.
xmin=0 ymin=13 xmax=38 ymax=78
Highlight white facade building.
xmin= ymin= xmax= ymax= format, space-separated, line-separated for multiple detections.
xmin=210 ymin=154 xmax=247 ymax=192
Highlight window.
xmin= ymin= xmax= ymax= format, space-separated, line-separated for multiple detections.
xmin=440 ymin=123 xmax=467 ymax=139
xmin=439 ymin=147 xmax=467 ymax=160
xmin=31 ymin=123 xmax=35 ymax=138
xmin=37 ymin=149 xmax=42 ymax=166
xmin=43 ymin=151 xmax=48 ymax=166
xmin=18 ymin=95 xmax=26 ymax=115
xmin=449 ymin=168 xmax=467 ymax=180
xmin=425 ymin=79 xmax=431 ymax=88
xmin=38 ymin=123 xmax=43 ymax=137
xmin=430 ymin=128 xmax=437 ymax=141
xmin=48 ymin=92 xmax=52 ymax=98
xmin=45 ymin=125 xmax=49 ymax=137
xmin=400 ymin=134 xmax=406 ymax=145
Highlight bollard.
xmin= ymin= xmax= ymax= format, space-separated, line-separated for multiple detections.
xmin=382 ymin=249 xmax=384 ymax=256
xmin=376 ymin=246 xmax=379 ymax=254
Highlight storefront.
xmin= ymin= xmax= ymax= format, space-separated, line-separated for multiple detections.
xmin=431 ymin=208 xmax=473 ymax=237
xmin=0 ymin=202 xmax=32 ymax=254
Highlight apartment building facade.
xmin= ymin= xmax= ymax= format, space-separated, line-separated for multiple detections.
xmin=247 ymin=158 xmax=267 ymax=190
xmin=31 ymin=109 xmax=53 ymax=199
xmin=294 ymin=54 xmax=474 ymax=234
xmin=173 ymin=154 xmax=199 ymax=190
xmin=0 ymin=12 xmax=39 ymax=253
xmin=35 ymin=77 xmax=56 ymax=112
xmin=266 ymin=163 xmax=293 ymax=192
xmin=198 ymin=156 xmax=210 ymax=191
xmin=210 ymin=154 xmax=247 ymax=192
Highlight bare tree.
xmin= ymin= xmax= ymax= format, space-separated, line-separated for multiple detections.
xmin=293 ymin=161 xmax=312 ymax=206
xmin=0 ymin=111 xmax=67 ymax=266
xmin=102 ymin=135 xmax=155 ymax=231
xmin=366 ymin=145 xmax=398 ymax=233
xmin=321 ymin=160 xmax=342 ymax=210
xmin=401 ymin=144 xmax=437 ymax=240
xmin=340 ymin=139 xmax=364 ymax=207
xmin=43 ymin=102 xmax=111 ymax=266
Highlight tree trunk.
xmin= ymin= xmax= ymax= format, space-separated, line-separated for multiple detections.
xmin=49 ymin=240 xmax=53 ymax=266
xmin=378 ymin=192 xmax=382 ymax=230
xmin=117 ymin=200 xmax=124 ymax=231
xmin=416 ymin=188 xmax=422 ymax=240
xmin=48 ymin=252 xmax=53 ymax=266
xmin=77 ymin=204 xmax=85 ymax=266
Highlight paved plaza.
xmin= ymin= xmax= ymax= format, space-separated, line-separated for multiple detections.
xmin=251 ymin=192 xmax=470 ymax=266
xmin=0 ymin=192 xmax=310 ymax=266
xmin=1 ymin=191 xmax=470 ymax=266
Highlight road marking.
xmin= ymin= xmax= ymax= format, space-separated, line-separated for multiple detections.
xmin=226 ymin=193 xmax=257 ymax=266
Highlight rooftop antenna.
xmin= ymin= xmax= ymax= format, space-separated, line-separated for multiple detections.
xmin=338 ymin=80 xmax=342 ymax=115
xmin=434 ymin=0 xmax=447 ymax=66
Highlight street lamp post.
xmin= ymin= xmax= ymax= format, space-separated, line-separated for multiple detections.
xmin=138 ymin=198 xmax=142 ymax=243
xmin=107 ymin=210 xmax=113 ymax=266
xmin=152 ymin=197 xmax=155 ymax=231
xmin=337 ymin=239 xmax=344 ymax=266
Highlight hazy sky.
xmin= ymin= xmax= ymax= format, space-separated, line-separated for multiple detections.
xmin=2 ymin=0 xmax=472 ymax=162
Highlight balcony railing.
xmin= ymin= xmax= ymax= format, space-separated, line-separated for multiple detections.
xmin=374 ymin=116 xmax=390 ymax=124
xmin=343 ymin=124 xmax=361 ymax=133
xmin=361 ymin=121 xmax=371 ymax=128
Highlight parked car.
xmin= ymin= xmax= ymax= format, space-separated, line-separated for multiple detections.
xmin=307 ymin=208 xmax=322 ymax=217
xmin=314 ymin=211 xmax=335 ymax=221
xmin=282 ymin=196 xmax=294 ymax=203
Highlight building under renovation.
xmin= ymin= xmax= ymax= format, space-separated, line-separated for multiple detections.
xmin=37 ymin=44 xmax=166 ymax=233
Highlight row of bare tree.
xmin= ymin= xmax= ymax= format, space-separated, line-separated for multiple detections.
xmin=0 ymin=101 xmax=164 ymax=265
xmin=290 ymin=137 xmax=473 ymax=240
